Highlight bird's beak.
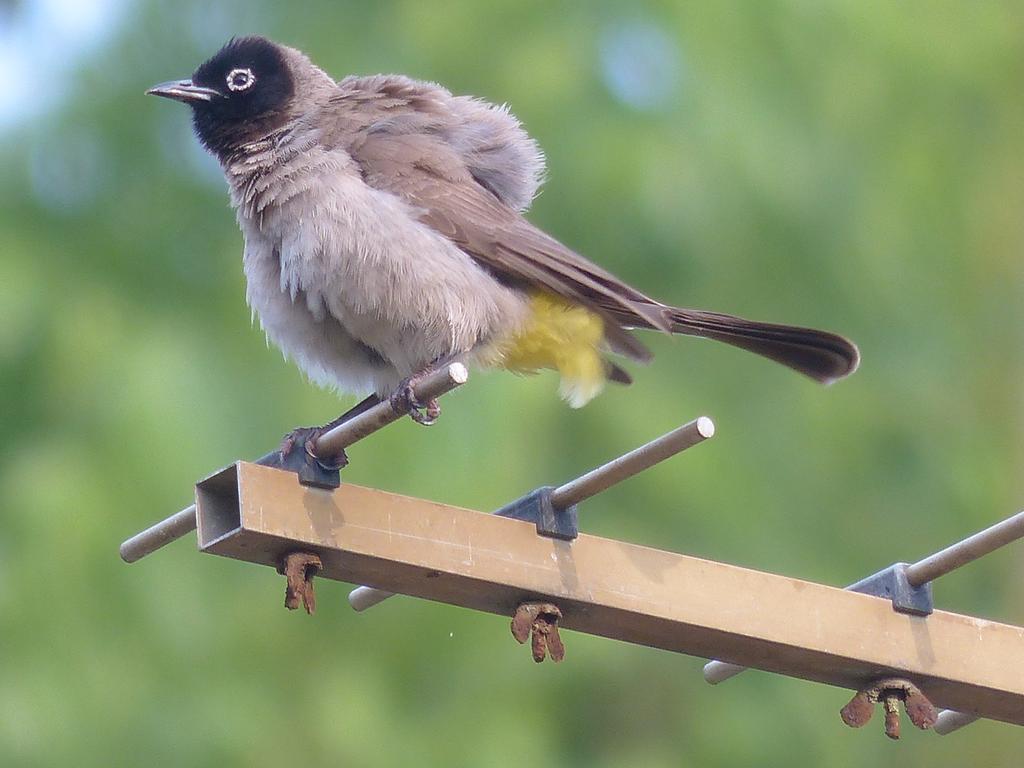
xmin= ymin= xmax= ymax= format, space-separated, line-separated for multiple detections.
xmin=146 ymin=79 xmax=222 ymax=104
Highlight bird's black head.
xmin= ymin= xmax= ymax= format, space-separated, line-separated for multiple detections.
xmin=148 ymin=36 xmax=295 ymax=159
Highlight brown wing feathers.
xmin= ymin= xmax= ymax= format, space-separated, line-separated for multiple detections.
xmin=352 ymin=130 xmax=664 ymax=362
xmin=344 ymin=92 xmax=859 ymax=384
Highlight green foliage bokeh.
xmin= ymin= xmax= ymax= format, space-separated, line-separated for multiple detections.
xmin=1 ymin=1 xmax=1022 ymax=765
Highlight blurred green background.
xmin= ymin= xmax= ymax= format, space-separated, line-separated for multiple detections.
xmin=1 ymin=0 xmax=1022 ymax=765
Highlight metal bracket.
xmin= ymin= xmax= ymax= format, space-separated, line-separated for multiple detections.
xmin=256 ymin=440 xmax=341 ymax=490
xmin=848 ymin=562 xmax=933 ymax=616
xmin=494 ymin=486 xmax=578 ymax=540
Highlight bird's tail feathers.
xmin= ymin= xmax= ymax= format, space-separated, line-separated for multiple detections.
xmin=666 ymin=307 xmax=860 ymax=384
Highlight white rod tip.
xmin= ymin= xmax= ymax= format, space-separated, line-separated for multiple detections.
xmin=702 ymin=659 xmax=744 ymax=684
xmin=696 ymin=416 xmax=715 ymax=439
xmin=348 ymin=586 xmax=395 ymax=612
xmin=447 ymin=362 xmax=469 ymax=384
xmin=934 ymin=710 xmax=981 ymax=735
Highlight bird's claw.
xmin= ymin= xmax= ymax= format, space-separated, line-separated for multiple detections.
xmin=390 ymin=382 xmax=441 ymax=426
xmin=414 ymin=397 xmax=441 ymax=425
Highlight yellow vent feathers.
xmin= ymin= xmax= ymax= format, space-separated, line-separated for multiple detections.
xmin=489 ymin=292 xmax=609 ymax=408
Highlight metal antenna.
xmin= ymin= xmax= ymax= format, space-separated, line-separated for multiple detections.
xmin=702 ymin=509 xmax=1024 ymax=734
xmin=120 ymin=363 xmax=469 ymax=563
xmin=119 ymin=381 xmax=1024 ymax=737
xmin=348 ymin=417 xmax=715 ymax=611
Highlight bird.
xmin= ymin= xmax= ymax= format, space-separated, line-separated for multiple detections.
xmin=148 ymin=36 xmax=859 ymax=458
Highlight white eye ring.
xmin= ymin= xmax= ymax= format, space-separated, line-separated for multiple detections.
xmin=226 ymin=68 xmax=255 ymax=92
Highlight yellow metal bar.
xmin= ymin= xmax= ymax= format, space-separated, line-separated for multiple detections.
xmin=196 ymin=461 xmax=1024 ymax=727
xmin=704 ymin=507 xmax=1024 ymax=687
xmin=348 ymin=416 xmax=715 ymax=612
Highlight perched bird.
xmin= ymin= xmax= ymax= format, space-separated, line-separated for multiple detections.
xmin=149 ymin=36 xmax=858 ymax=449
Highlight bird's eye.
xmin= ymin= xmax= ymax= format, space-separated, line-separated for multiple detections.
xmin=226 ymin=68 xmax=256 ymax=92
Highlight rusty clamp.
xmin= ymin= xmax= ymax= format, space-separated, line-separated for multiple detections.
xmin=840 ymin=678 xmax=938 ymax=739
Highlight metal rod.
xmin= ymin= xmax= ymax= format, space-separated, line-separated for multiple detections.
xmin=704 ymin=508 xmax=1024 ymax=686
xmin=905 ymin=510 xmax=1024 ymax=587
xmin=313 ymin=363 xmax=468 ymax=458
xmin=119 ymin=505 xmax=197 ymax=563
xmin=119 ymin=363 xmax=469 ymax=564
xmin=349 ymin=416 xmax=715 ymax=611
xmin=349 ymin=586 xmax=395 ymax=611
xmin=550 ymin=417 xmax=714 ymax=508
xmin=703 ymin=660 xmax=746 ymax=685
xmin=934 ymin=709 xmax=981 ymax=735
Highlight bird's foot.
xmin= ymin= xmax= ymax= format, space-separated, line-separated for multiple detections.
xmin=279 ymin=426 xmax=348 ymax=470
xmin=389 ymin=377 xmax=441 ymax=426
